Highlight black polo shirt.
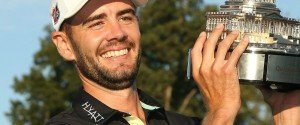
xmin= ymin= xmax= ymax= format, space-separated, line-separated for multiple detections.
xmin=45 ymin=88 xmax=200 ymax=125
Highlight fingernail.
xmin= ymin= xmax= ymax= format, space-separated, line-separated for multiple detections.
xmin=216 ymin=23 xmax=223 ymax=29
xmin=243 ymin=36 xmax=250 ymax=44
xmin=199 ymin=32 xmax=206 ymax=37
xmin=232 ymin=30 xmax=239 ymax=34
xmin=243 ymin=36 xmax=249 ymax=41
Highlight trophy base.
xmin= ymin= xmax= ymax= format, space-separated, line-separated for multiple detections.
xmin=238 ymin=51 xmax=300 ymax=91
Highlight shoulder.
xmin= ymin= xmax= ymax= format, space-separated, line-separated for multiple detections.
xmin=165 ymin=111 xmax=201 ymax=125
xmin=45 ymin=108 xmax=91 ymax=125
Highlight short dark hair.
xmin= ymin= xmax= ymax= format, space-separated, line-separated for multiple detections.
xmin=60 ymin=18 xmax=73 ymax=40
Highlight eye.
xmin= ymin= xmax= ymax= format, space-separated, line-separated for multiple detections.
xmin=121 ymin=16 xmax=133 ymax=21
xmin=119 ymin=15 xmax=136 ymax=25
xmin=88 ymin=21 xmax=105 ymax=29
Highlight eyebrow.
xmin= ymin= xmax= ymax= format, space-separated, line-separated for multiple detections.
xmin=82 ymin=8 xmax=136 ymax=26
xmin=117 ymin=8 xmax=136 ymax=17
xmin=82 ymin=13 xmax=106 ymax=26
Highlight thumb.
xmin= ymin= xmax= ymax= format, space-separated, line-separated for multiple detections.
xmin=256 ymin=85 xmax=276 ymax=105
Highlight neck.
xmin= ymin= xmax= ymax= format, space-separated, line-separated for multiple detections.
xmin=79 ymin=73 xmax=145 ymax=123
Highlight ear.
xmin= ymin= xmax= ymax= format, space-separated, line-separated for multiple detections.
xmin=51 ymin=31 xmax=76 ymax=61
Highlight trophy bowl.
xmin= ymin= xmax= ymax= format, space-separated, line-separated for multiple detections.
xmin=206 ymin=0 xmax=300 ymax=90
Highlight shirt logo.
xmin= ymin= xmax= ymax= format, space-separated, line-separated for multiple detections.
xmin=51 ymin=4 xmax=60 ymax=24
xmin=81 ymin=101 xmax=105 ymax=123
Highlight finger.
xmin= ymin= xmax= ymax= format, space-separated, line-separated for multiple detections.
xmin=191 ymin=32 xmax=206 ymax=78
xmin=202 ymin=24 xmax=224 ymax=62
xmin=226 ymin=36 xmax=249 ymax=69
xmin=256 ymin=85 xmax=272 ymax=99
xmin=215 ymin=30 xmax=239 ymax=63
xmin=256 ymin=85 xmax=275 ymax=104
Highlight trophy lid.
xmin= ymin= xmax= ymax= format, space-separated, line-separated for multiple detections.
xmin=220 ymin=0 xmax=281 ymax=16
xmin=205 ymin=0 xmax=300 ymax=55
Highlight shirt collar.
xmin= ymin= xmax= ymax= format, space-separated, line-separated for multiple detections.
xmin=72 ymin=88 xmax=165 ymax=124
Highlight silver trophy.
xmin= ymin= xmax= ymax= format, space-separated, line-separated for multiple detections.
xmin=202 ymin=0 xmax=300 ymax=90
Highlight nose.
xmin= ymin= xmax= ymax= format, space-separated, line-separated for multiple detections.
xmin=106 ymin=22 xmax=128 ymax=42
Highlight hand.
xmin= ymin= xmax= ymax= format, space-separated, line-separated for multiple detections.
xmin=191 ymin=24 xmax=249 ymax=124
xmin=257 ymin=86 xmax=300 ymax=125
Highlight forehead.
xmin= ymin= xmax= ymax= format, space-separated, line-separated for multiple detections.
xmin=69 ymin=0 xmax=135 ymax=25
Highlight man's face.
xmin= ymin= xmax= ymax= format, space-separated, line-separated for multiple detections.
xmin=65 ymin=0 xmax=141 ymax=90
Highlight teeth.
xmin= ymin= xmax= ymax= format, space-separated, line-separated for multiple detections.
xmin=101 ymin=49 xmax=128 ymax=58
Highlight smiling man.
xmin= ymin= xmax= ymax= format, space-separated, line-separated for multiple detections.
xmin=46 ymin=0 xmax=200 ymax=124
xmin=46 ymin=0 xmax=300 ymax=125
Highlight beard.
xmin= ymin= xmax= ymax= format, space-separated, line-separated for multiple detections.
xmin=71 ymin=40 xmax=141 ymax=90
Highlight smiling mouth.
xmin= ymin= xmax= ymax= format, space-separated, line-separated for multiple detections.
xmin=101 ymin=49 xmax=129 ymax=58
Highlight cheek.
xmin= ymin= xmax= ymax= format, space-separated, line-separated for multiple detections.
xmin=125 ymin=25 xmax=141 ymax=44
xmin=74 ymin=31 xmax=104 ymax=57
xmin=131 ymin=24 xmax=141 ymax=38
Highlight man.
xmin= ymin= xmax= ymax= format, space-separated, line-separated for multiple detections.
xmin=46 ymin=0 xmax=300 ymax=124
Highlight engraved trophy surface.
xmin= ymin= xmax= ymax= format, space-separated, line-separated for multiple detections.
xmin=206 ymin=0 xmax=300 ymax=90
